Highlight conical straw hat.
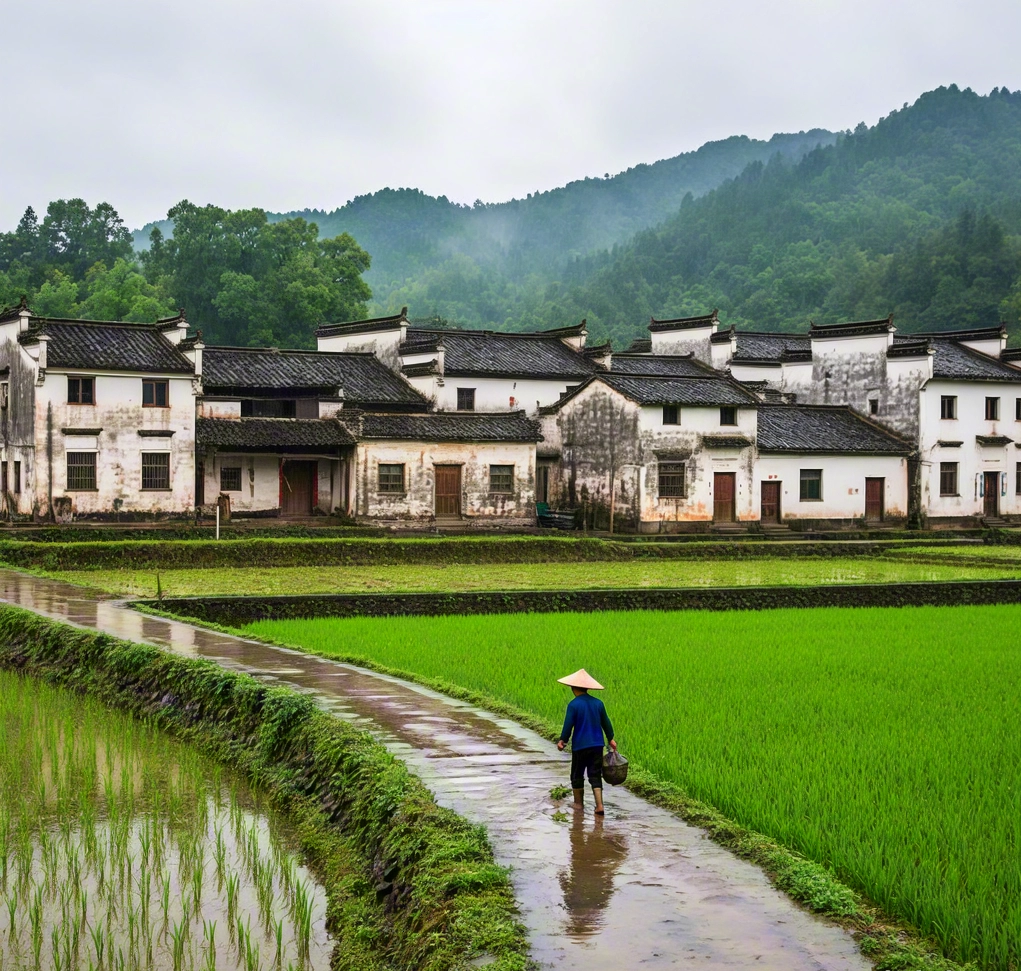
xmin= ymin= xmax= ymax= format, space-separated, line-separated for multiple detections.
xmin=557 ymin=668 xmax=605 ymax=690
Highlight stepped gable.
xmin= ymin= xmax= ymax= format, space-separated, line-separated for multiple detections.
xmin=196 ymin=416 xmax=355 ymax=449
xmin=625 ymin=338 xmax=652 ymax=353
xmin=757 ymin=404 xmax=912 ymax=454
xmin=893 ymin=329 xmax=1021 ymax=381
xmin=730 ymin=331 xmax=811 ymax=362
xmin=402 ymin=326 xmax=597 ymax=380
xmin=808 ymin=315 xmax=895 ymax=339
xmin=315 ymin=307 xmax=408 ymax=339
xmin=16 ymin=317 xmax=194 ymax=374
xmin=201 ymin=346 xmax=429 ymax=408
xmin=647 ymin=310 xmax=718 ymax=332
xmin=610 ymin=353 xmax=717 ymax=377
xmin=343 ymin=410 xmax=542 ymax=442
xmin=548 ymin=372 xmax=757 ymax=411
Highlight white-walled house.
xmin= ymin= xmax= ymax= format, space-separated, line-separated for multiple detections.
xmin=316 ymin=309 xmax=600 ymax=415
xmin=0 ymin=301 xmax=197 ymax=519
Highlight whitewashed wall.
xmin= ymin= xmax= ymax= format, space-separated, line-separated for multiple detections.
xmin=411 ymin=376 xmax=582 ymax=415
xmin=352 ymin=440 xmax=536 ymax=522
xmin=202 ymin=452 xmax=346 ymax=515
xmin=317 ymin=326 xmax=405 ymax=370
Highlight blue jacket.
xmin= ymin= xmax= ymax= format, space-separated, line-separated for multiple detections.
xmin=560 ymin=693 xmax=614 ymax=750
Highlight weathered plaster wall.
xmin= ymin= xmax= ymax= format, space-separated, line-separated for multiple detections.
xmin=755 ymin=454 xmax=909 ymax=521
xmin=352 ymin=440 xmax=536 ymax=522
xmin=202 ymin=452 xmax=346 ymax=515
xmin=431 ymin=376 xmax=580 ymax=415
xmin=649 ymin=327 xmax=714 ymax=363
xmin=198 ymin=399 xmax=242 ymax=418
xmin=0 ymin=329 xmax=40 ymax=516
xmin=36 ymin=371 xmax=195 ymax=517
xmin=316 ymin=327 xmax=404 ymax=371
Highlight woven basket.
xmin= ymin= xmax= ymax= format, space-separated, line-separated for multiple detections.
xmin=602 ymin=749 xmax=629 ymax=786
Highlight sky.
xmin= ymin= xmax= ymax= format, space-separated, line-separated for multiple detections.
xmin=3 ymin=0 xmax=1020 ymax=230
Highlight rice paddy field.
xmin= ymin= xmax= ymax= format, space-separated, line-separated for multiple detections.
xmin=247 ymin=604 xmax=1021 ymax=971
xmin=0 ymin=670 xmax=330 ymax=971
xmin=44 ymin=556 xmax=1021 ymax=598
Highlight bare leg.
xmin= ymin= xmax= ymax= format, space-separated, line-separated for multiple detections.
xmin=593 ymin=787 xmax=605 ymax=814
xmin=573 ymin=787 xmax=584 ymax=808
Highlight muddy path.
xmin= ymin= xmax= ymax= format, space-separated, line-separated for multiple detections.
xmin=0 ymin=570 xmax=869 ymax=970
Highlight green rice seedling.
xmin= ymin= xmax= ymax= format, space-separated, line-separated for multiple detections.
xmin=89 ymin=921 xmax=106 ymax=967
xmin=170 ymin=919 xmax=186 ymax=971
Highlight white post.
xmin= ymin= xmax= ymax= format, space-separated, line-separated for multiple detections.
xmin=216 ymin=503 xmax=220 ymax=540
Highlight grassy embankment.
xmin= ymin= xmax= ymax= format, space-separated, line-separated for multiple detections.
xmin=0 ymin=606 xmax=531 ymax=971
xmin=245 ymin=605 xmax=1021 ymax=971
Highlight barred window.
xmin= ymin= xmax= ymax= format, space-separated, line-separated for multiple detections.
xmin=662 ymin=404 xmax=679 ymax=425
xmin=378 ymin=463 xmax=405 ymax=493
xmin=457 ymin=388 xmax=476 ymax=411
xmin=985 ymin=396 xmax=1000 ymax=421
xmin=720 ymin=406 xmax=737 ymax=426
xmin=658 ymin=462 xmax=686 ymax=498
xmin=940 ymin=395 xmax=957 ymax=420
xmin=68 ymin=377 xmax=95 ymax=405
xmin=141 ymin=452 xmax=171 ymax=490
xmin=142 ymin=380 xmax=169 ymax=408
xmin=489 ymin=465 xmax=514 ymax=494
xmin=66 ymin=452 xmax=97 ymax=491
xmin=940 ymin=462 xmax=959 ymax=497
xmin=220 ymin=466 xmax=242 ymax=491
xmin=799 ymin=469 xmax=822 ymax=501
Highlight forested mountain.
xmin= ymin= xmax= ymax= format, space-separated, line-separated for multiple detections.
xmin=518 ymin=85 xmax=1021 ymax=347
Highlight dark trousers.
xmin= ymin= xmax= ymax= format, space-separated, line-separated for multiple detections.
xmin=570 ymin=746 xmax=603 ymax=790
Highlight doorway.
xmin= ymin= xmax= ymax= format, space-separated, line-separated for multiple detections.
xmin=713 ymin=472 xmax=736 ymax=522
xmin=983 ymin=471 xmax=1000 ymax=518
xmin=760 ymin=481 xmax=781 ymax=524
xmin=435 ymin=465 xmax=462 ymax=517
xmin=281 ymin=460 xmax=315 ymax=516
xmin=536 ymin=464 xmax=551 ymax=504
xmin=865 ymin=478 xmax=884 ymax=522
xmin=195 ymin=461 xmax=204 ymax=507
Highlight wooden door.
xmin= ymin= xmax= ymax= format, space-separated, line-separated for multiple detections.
xmin=983 ymin=471 xmax=1000 ymax=518
xmin=435 ymin=465 xmax=462 ymax=517
xmin=195 ymin=462 xmax=204 ymax=507
xmin=281 ymin=461 xmax=314 ymax=516
xmin=760 ymin=481 xmax=780 ymax=524
xmin=536 ymin=465 xmax=550 ymax=504
xmin=865 ymin=478 xmax=884 ymax=521
xmin=713 ymin=472 xmax=736 ymax=522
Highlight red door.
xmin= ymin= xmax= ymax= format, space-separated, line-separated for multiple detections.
xmin=760 ymin=481 xmax=780 ymax=523
xmin=714 ymin=472 xmax=736 ymax=522
xmin=435 ymin=465 xmax=462 ymax=517
xmin=984 ymin=471 xmax=1000 ymax=518
xmin=865 ymin=478 xmax=884 ymax=521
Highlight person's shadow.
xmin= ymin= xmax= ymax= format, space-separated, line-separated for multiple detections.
xmin=558 ymin=810 xmax=629 ymax=940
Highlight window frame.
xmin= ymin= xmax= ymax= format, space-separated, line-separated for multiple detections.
xmin=220 ymin=466 xmax=243 ymax=492
xmin=662 ymin=404 xmax=680 ymax=426
xmin=67 ymin=376 xmax=95 ymax=406
xmin=140 ymin=452 xmax=171 ymax=491
xmin=940 ymin=395 xmax=957 ymax=420
xmin=719 ymin=405 xmax=737 ymax=427
xmin=66 ymin=451 xmax=97 ymax=492
xmin=799 ymin=468 xmax=823 ymax=502
xmin=657 ymin=461 xmax=687 ymax=498
xmin=0 ymin=381 xmax=8 ymax=409
xmin=985 ymin=396 xmax=1000 ymax=421
xmin=1015 ymin=397 xmax=1021 ymax=421
xmin=1016 ymin=462 xmax=1021 ymax=497
xmin=13 ymin=461 xmax=20 ymax=495
xmin=377 ymin=463 xmax=405 ymax=494
xmin=868 ymin=398 xmax=879 ymax=415
xmin=456 ymin=388 xmax=476 ymax=411
xmin=142 ymin=379 xmax=170 ymax=409
xmin=489 ymin=464 xmax=514 ymax=494
xmin=939 ymin=461 xmax=959 ymax=497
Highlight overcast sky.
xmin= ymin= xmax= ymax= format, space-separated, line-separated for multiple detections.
xmin=3 ymin=0 xmax=1020 ymax=230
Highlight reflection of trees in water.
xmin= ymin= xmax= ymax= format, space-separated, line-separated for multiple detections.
xmin=559 ymin=812 xmax=629 ymax=939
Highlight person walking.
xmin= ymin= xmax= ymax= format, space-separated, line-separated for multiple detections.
xmin=556 ymin=668 xmax=617 ymax=815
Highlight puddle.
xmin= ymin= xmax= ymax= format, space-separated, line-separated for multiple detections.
xmin=0 ymin=570 xmax=870 ymax=971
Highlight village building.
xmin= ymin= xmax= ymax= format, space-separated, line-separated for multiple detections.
xmin=0 ymin=300 xmax=197 ymax=520
xmin=315 ymin=308 xmax=601 ymax=414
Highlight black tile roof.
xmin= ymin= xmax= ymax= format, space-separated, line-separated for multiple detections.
xmin=890 ymin=336 xmax=1021 ymax=382
xmin=610 ymin=354 xmax=717 ymax=377
xmin=18 ymin=318 xmax=194 ymax=374
xmin=599 ymin=373 xmax=758 ymax=407
xmin=625 ymin=338 xmax=652 ymax=353
xmin=405 ymin=328 xmax=596 ymax=380
xmin=196 ymin=417 xmax=355 ymax=449
xmin=201 ymin=346 xmax=429 ymax=407
xmin=345 ymin=411 xmax=542 ymax=442
xmin=809 ymin=316 xmax=895 ymax=339
xmin=648 ymin=310 xmax=719 ymax=333
xmin=756 ymin=405 xmax=912 ymax=454
xmin=731 ymin=332 xmax=811 ymax=362
xmin=315 ymin=308 xmax=408 ymax=339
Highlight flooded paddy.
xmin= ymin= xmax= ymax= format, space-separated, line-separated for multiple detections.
xmin=0 ymin=670 xmax=330 ymax=971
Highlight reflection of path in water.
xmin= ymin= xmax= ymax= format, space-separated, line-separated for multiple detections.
xmin=559 ymin=811 xmax=628 ymax=940
xmin=0 ymin=569 xmax=871 ymax=971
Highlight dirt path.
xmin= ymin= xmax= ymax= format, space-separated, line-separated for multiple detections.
xmin=0 ymin=570 xmax=869 ymax=971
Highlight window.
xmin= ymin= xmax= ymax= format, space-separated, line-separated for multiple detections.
xmin=220 ymin=466 xmax=242 ymax=492
xmin=141 ymin=452 xmax=170 ymax=490
xmin=489 ymin=465 xmax=514 ymax=494
xmin=378 ymin=463 xmax=405 ymax=493
xmin=720 ymin=406 xmax=737 ymax=426
xmin=940 ymin=462 xmax=959 ymax=497
xmin=1016 ymin=462 xmax=1021 ymax=496
xmin=658 ymin=462 xmax=686 ymax=498
xmin=1016 ymin=398 xmax=1021 ymax=421
xmin=1 ymin=464 xmax=7 ymax=495
xmin=241 ymin=399 xmax=296 ymax=418
xmin=142 ymin=380 xmax=169 ymax=408
xmin=940 ymin=395 xmax=957 ymax=420
xmin=799 ymin=469 xmax=822 ymax=501
xmin=868 ymin=398 xmax=879 ymax=415
xmin=985 ymin=396 xmax=1000 ymax=421
xmin=0 ymin=381 xmax=8 ymax=409
xmin=66 ymin=452 xmax=97 ymax=491
xmin=662 ymin=404 xmax=679 ymax=425
xmin=68 ymin=377 xmax=95 ymax=405
xmin=13 ymin=461 xmax=20 ymax=495
xmin=457 ymin=388 xmax=476 ymax=411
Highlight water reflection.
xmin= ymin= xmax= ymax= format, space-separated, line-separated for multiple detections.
xmin=559 ymin=811 xmax=628 ymax=940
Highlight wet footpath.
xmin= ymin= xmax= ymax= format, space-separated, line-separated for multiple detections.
xmin=0 ymin=570 xmax=869 ymax=970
